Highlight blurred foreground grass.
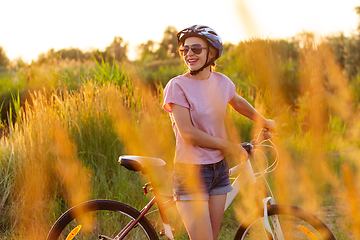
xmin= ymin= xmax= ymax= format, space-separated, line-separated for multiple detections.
xmin=0 ymin=37 xmax=360 ymax=239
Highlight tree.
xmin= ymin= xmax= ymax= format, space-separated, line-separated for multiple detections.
xmin=139 ymin=40 xmax=157 ymax=61
xmin=356 ymin=6 xmax=360 ymax=33
xmin=9 ymin=57 xmax=26 ymax=69
xmin=335 ymin=5 xmax=360 ymax=80
xmin=105 ymin=36 xmax=128 ymax=62
xmin=155 ymin=26 xmax=179 ymax=59
xmin=0 ymin=47 xmax=10 ymax=67
xmin=136 ymin=26 xmax=180 ymax=61
xmin=327 ymin=33 xmax=346 ymax=69
xmin=57 ymin=48 xmax=85 ymax=60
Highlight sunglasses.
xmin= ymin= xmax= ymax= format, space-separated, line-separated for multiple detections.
xmin=179 ymin=44 xmax=207 ymax=56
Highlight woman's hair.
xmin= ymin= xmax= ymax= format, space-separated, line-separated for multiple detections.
xmin=208 ymin=45 xmax=217 ymax=71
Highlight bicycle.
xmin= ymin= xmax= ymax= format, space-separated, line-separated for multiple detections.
xmin=46 ymin=129 xmax=336 ymax=240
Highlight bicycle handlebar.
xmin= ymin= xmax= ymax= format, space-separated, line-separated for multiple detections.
xmin=243 ymin=128 xmax=278 ymax=177
xmin=241 ymin=128 xmax=274 ymax=155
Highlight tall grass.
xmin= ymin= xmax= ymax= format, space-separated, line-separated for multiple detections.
xmin=231 ymin=35 xmax=360 ymax=239
xmin=0 ymin=35 xmax=360 ymax=239
xmin=0 ymin=59 xmax=179 ymax=239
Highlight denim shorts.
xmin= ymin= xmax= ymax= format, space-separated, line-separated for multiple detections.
xmin=173 ymin=159 xmax=233 ymax=201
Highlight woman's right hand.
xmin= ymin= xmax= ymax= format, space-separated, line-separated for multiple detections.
xmin=222 ymin=141 xmax=248 ymax=162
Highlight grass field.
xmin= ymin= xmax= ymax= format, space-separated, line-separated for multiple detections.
xmin=0 ymin=37 xmax=359 ymax=239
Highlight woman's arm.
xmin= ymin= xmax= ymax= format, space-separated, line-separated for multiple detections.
xmin=229 ymin=93 xmax=276 ymax=130
xmin=171 ymin=104 xmax=246 ymax=158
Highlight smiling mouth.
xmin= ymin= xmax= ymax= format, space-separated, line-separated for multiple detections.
xmin=187 ymin=59 xmax=198 ymax=64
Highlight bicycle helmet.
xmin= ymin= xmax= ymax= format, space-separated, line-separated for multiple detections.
xmin=177 ymin=25 xmax=223 ymax=75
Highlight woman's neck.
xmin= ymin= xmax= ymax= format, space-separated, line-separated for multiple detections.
xmin=186 ymin=67 xmax=212 ymax=80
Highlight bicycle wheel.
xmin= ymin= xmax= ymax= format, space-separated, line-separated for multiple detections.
xmin=47 ymin=199 xmax=159 ymax=240
xmin=234 ymin=204 xmax=335 ymax=240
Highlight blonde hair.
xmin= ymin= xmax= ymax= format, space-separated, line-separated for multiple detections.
xmin=209 ymin=45 xmax=217 ymax=71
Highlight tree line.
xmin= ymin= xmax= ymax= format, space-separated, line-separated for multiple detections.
xmin=0 ymin=26 xmax=179 ymax=68
xmin=1 ymin=6 xmax=360 ymax=82
xmin=1 ymin=25 xmax=360 ymax=83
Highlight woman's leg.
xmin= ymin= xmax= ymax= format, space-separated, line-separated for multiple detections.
xmin=176 ymin=200 xmax=213 ymax=240
xmin=209 ymin=194 xmax=227 ymax=239
xmin=176 ymin=194 xmax=227 ymax=240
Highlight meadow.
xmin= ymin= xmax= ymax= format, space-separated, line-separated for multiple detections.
xmin=0 ymin=34 xmax=360 ymax=239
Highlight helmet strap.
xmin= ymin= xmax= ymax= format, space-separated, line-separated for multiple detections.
xmin=190 ymin=42 xmax=215 ymax=75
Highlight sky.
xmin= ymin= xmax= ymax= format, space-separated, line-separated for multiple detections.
xmin=1 ymin=0 xmax=360 ymax=63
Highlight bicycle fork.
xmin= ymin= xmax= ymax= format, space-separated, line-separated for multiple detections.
xmin=261 ymin=197 xmax=285 ymax=240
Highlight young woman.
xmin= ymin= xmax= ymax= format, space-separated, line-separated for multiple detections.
xmin=162 ymin=25 xmax=276 ymax=240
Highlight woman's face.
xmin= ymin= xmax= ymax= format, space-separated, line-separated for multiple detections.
xmin=181 ymin=37 xmax=213 ymax=72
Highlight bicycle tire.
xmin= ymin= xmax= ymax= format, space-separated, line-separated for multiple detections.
xmin=234 ymin=204 xmax=335 ymax=240
xmin=46 ymin=199 xmax=159 ymax=240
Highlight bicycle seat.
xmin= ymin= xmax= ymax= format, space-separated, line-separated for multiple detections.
xmin=119 ymin=155 xmax=166 ymax=173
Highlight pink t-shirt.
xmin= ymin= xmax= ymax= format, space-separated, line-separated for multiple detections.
xmin=163 ymin=72 xmax=236 ymax=164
